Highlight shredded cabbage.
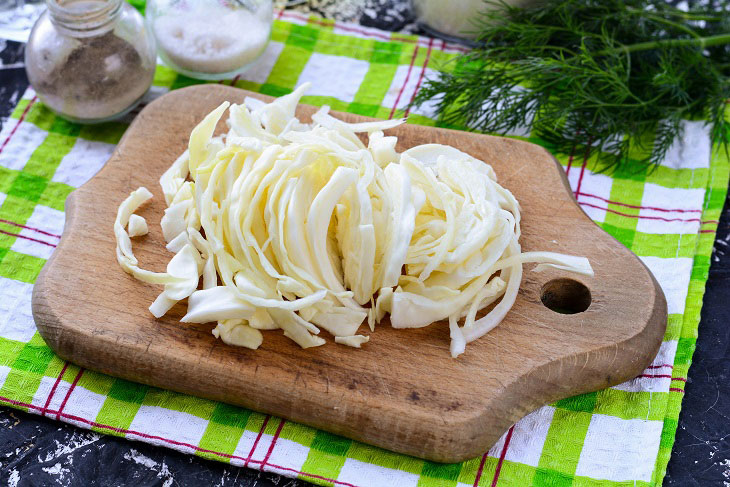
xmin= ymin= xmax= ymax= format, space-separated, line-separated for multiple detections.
xmin=114 ymin=83 xmax=593 ymax=357
xmin=127 ymin=214 xmax=148 ymax=237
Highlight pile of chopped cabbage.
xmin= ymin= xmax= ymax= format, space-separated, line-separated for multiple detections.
xmin=114 ymin=83 xmax=592 ymax=358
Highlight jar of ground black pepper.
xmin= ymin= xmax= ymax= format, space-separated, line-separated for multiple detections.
xmin=25 ymin=0 xmax=156 ymax=123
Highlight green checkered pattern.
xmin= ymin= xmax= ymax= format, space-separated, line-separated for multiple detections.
xmin=0 ymin=11 xmax=727 ymax=487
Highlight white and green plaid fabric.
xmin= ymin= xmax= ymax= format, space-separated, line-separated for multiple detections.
xmin=0 ymin=10 xmax=727 ymax=487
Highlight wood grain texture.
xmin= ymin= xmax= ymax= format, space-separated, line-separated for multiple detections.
xmin=32 ymin=85 xmax=667 ymax=463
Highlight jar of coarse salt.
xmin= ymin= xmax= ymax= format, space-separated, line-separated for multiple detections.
xmin=146 ymin=0 xmax=273 ymax=80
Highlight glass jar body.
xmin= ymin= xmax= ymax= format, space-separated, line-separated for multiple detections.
xmin=25 ymin=0 xmax=156 ymax=123
xmin=411 ymin=0 xmax=542 ymax=40
xmin=146 ymin=0 xmax=273 ymax=80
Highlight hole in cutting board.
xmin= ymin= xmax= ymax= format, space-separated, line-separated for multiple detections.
xmin=540 ymin=278 xmax=591 ymax=314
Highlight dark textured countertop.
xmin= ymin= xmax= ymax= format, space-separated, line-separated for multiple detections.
xmin=2 ymin=1 xmax=730 ymax=485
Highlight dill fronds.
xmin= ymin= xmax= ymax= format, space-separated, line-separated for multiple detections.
xmin=411 ymin=0 xmax=730 ymax=169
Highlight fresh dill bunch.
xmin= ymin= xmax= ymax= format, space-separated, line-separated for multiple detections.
xmin=411 ymin=0 xmax=730 ymax=169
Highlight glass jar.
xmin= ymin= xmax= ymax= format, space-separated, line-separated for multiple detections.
xmin=25 ymin=0 xmax=156 ymax=123
xmin=411 ymin=0 xmax=541 ymax=41
xmin=146 ymin=0 xmax=273 ymax=80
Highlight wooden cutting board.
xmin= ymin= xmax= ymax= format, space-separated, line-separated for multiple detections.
xmin=32 ymin=85 xmax=667 ymax=463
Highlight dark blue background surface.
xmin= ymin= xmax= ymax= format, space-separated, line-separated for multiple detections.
xmin=1 ymin=2 xmax=729 ymax=481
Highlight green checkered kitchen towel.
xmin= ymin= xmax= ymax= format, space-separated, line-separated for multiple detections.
xmin=0 ymin=10 xmax=727 ymax=487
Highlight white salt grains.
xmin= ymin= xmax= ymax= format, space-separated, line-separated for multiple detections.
xmin=151 ymin=1 xmax=272 ymax=78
